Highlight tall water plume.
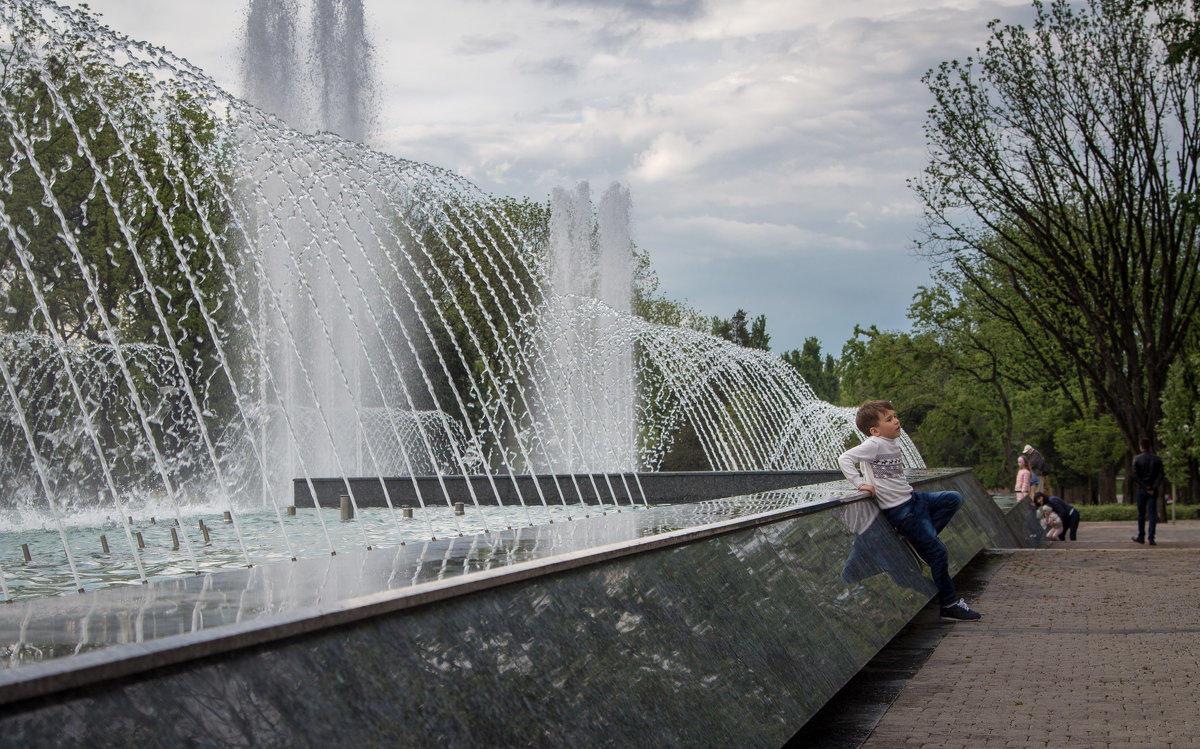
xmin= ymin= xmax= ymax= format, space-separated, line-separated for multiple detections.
xmin=240 ymin=0 xmax=379 ymax=488
xmin=241 ymin=0 xmax=376 ymax=140
xmin=528 ymin=182 xmax=637 ymax=472
xmin=310 ymin=0 xmax=374 ymax=142
xmin=241 ymin=0 xmax=302 ymax=127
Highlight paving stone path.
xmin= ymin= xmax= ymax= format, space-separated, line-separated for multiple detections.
xmin=861 ymin=520 xmax=1200 ymax=749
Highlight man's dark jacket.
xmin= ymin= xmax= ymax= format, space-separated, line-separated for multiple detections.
xmin=1132 ymin=451 xmax=1164 ymax=492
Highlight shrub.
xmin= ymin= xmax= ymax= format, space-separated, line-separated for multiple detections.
xmin=1076 ymin=504 xmax=1200 ymax=521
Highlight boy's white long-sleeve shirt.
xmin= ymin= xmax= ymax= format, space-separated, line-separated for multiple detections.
xmin=838 ymin=435 xmax=913 ymax=509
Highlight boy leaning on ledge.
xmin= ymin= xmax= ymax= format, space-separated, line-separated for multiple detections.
xmin=837 ymin=399 xmax=982 ymax=621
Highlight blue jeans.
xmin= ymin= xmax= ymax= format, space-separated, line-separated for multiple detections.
xmin=1136 ymin=488 xmax=1157 ymax=542
xmin=881 ymin=491 xmax=963 ymax=606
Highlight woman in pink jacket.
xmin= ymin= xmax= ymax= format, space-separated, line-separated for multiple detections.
xmin=1014 ymin=455 xmax=1032 ymax=501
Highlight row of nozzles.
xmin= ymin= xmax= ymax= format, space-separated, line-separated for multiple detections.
xmin=333 ymin=494 xmax=462 ymax=520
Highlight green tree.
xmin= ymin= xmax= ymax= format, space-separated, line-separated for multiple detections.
xmin=1054 ymin=415 xmax=1125 ymax=477
xmin=839 ymin=277 xmax=1093 ymax=492
xmin=780 ymin=337 xmax=839 ymax=403
xmin=405 ymin=195 xmax=548 ymax=449
xmin=0 ymin=7 xmax=240 ymax=478
xmin=913 ymin=0 xmax=1200 ymax=454
xmin=910 ymin=264 xmax=1097 ymax=483
xmin=711 ymin=309 xmax=770 ymax=350
xmin=0 ymin=16 xmax=234 ymax=355
xmin=839 ymin=321 xmax=1020 ymax=489
xmin=1159 ymin=349 xmax=1200 ymax=499
xmin=839 ymin=324 xmax=946 ymax=435
xmin=1144 ymin=0 xmax=1200 ymax=63
xmin=631 ymin=249 xmax=707 ymax=331
xmin=0 ymin=32 xmax=143 ymax=341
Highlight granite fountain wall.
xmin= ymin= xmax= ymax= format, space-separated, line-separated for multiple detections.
xmin=0 ymin=469 xmax=1041 ymax=747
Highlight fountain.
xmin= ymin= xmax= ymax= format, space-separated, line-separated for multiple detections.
xmin=0 ymin=3 xmax=1041 ymax=744
xmin=0 ymin=0 xmax=916 ymax=599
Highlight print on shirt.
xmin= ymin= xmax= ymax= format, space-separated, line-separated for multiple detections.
xmin=871 ymin=455 xmax=905 ymax=479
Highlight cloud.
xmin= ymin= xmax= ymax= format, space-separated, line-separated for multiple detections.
xmin=535 ymin=0 xmax=708 ymax=22
xmin=517 ymin=56 xmax=583 ymax=78
xmin=455 ymin=33 xmax=518 ymax=55
xmin=646 ymin=214 xmax=870 ymax=259
xmin=632 ymin=131 xmax=703 ymax=181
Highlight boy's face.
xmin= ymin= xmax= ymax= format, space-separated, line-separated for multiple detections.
xmin=870 ymin=409 xmax=902 ymax=439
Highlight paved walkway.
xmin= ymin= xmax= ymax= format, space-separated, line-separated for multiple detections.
xmin=859 ymin=520 xmax=1200 ymax=748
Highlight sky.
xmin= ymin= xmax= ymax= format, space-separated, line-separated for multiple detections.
xmin=66 ymin=0 xmax=1035 ymax=355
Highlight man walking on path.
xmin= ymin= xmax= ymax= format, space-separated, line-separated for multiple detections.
xmin=1132 ymin=438 xmax=1165 ymax=545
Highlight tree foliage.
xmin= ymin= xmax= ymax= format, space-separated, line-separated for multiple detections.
xmin=710 ymin=309 xmax=770 ymax=350
xmin=0 ymin=14 xmax=235 ymax=359
xmin=838 ymin=261 xmax=1128 ymax=492
xmin=631 ymin=249 xmax=708 ymax=331
xmin=405 ymin=195 xmax=548 ymax=444
xmin=1054 ymin=414 xmax=1126 ymax=475
xmin=1147 ymin=0 xmax=1200 ymax=62
xmin=839 ymin=319 xmax=1008 ymax=489
xmin=1159 ymin=349 xmax=1200 ymax=495
xmin=913 ymin=0 xmax=1200 ymax=453
xmin=0 ymin=7 xmax=240 ymax=478
xmin=780 ymin=337 xmax=840 ymax=403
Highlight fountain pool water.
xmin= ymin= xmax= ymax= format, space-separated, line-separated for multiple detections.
xmin=0 ymin=503 xmax=581 ymax=600
xmin=0 ymin=0 xmax=923 ymax=601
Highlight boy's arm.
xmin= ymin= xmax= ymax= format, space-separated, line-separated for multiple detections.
xmin=838 ymin=440 xmax=875 ymax=491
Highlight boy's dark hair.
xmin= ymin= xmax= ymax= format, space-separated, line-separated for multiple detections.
xmin=1140 ymin=437 xmax=1151 ymax=450
xmin=1034 ymin=492 xmax=1046 ymax=503
xmin=855 ymin=400 xmax=894 ymax=436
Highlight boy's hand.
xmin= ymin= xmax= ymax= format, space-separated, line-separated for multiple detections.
xmin=859 ymin=484 xmax=876 ymax=498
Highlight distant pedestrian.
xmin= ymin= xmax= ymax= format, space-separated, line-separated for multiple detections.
xmin=1131 ymin=437 xmax=1165 ymax=546
xmin=1015 ymin=456 xmax=1033 ymax=501
xmin=1034 ymin=492 xmax=1079 ymax=541
xmin=1023 ymin=444 xmax=1051 ymax=493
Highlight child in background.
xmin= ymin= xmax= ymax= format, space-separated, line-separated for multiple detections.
xmin=1015 ymin=456 xmax=1032 ymax=501
xmin=1037 ymin=503 xmax=1063 ymax=540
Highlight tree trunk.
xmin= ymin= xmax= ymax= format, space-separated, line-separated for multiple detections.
xmin=1097 ymin=467 xmax=1117 ymax=505
xmin=1063 ymin=485 xmax=1091 ymax=506
xmin=1187 ymin=457 xmax=1200 ymax=505
xmin=1122 ymin=453 xmax=1134 ymax=503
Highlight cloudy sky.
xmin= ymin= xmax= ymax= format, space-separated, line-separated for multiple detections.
xmin=68 ymin=0 xmax=1034 ymax=354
